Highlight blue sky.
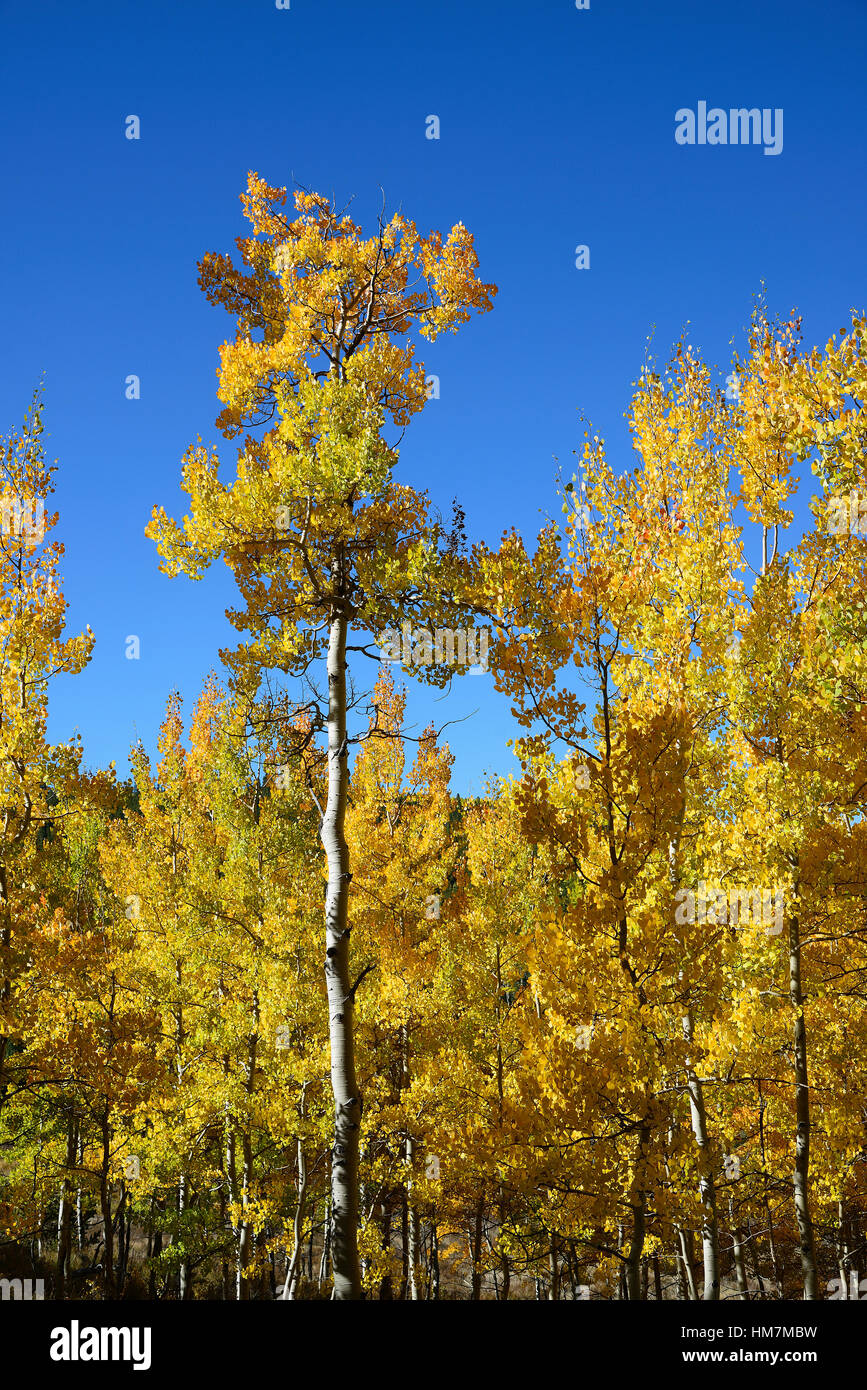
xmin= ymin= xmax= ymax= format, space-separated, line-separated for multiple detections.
xmin=0 ymin=0 xmax=864 ymax=792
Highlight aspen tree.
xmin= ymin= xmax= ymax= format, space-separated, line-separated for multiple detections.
xmin=148 ymin=177 xmax=494 ymax=1296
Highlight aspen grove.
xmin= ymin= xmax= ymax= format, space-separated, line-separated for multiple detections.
xmin=2 ymin=177 xmax=867 ymax=1301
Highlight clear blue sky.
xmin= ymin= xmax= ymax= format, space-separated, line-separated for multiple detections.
xmin=0 ymin=0 xmax=864 ymax=792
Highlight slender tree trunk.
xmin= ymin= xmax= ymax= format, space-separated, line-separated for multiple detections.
xmin=318 ymin=1195 xmax=332 ymax=1289
xmin=653 ymin=1250 xmax=663 ymax=1302
xmin=627 ymin=1199 xmax=646 ymax=1300
xmin=682 ymin=1006 xmax=720 ymax=1299
xmin=398 ymin=1024 xmax=421 ymax=1300
xmin=225 ymin=1121 xmax=238 ymax=1297
xmin=406 ymin=1138 xmax=420 ymax=1301
xmin=173 ymin=958 xmax=189 ymax=1301
xmin=117 ymin=1188 xmax=132 ymax=1296
xmin=500 ymin=1248 xmax=511 ymax=1301
xmin=177 ymin=1174 xmax=189 ymax=1300
xmin=670 ymin=804 xmax=721 ymax=1303
xmin=0 ymin=866 xmax=12 ymax=1116
xmin=282 ymin=1136 xmax=308 ymax=1300
xmin=626 ymin=1120 xmax=651 ymax=1299
xmin=788 ymin=907 xmax=818 ymax=1298
xmin=548 ymin=1235 xmax=560 ymax=1301
xmin=237 ymin=1024 xmax=258 ymax=1300
xmin=730 ymin=1198 xmax=749 ymax=1300
xmin=149 ymin=1223 xmax=163 ymax=1299
xmin=765 ymin=1204 xmax=783 ymax=1297
xmin=237 ymin=1135 xmax=253 ymax=1300
xmin=849 ymin=1209 xmax=860 ymax=1296
xmin=322 ymin=599 xmax=362 ymax=1299
xmin=491 ymin=950 xmax=512 ymax=1302
xmin=678 ymin=1227 xmax=699 ymax=1300
xmin=664 ymin=1128 xmax=697 ymax=1300
xmin=75 ymin=1134 xmax=84 ymax=1254
xmin=431 ymin=1222 xmax=440 ymax=1301
xmin=99 ymin=1109 xmax=114 ymax=1299
xmin=837 ymin=1201 xmax=851 ymax=1299
xmin=399 ymin=1187 xmax=410 ymax=1299
xmin=746 ymin=1220 xmax=766 ymax=1300
xmin=757 ymin=1082 xmax=783 ymax=1297
xmin=378 ymin=1205 xmax=393 ymax=1300
xmin=56 ymin=1115 xmax=78 ymax=1300
xmin=115 ymin=1185 xmax=127 ymax=1294
xmin=470 ymin=1198 xmax=484 ymax=1300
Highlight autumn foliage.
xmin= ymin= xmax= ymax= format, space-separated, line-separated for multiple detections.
xmin=2 ymin=179 xmax=867 ymax=1300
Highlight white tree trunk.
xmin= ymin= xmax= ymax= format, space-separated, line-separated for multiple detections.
xmin=282 ymin=1137 xmax=308 ymax=1300
xmin=322 ymin=605 xmax=362 ymax=1299
xmin=682 ymin=1007 xmax=720 ymax=1299
xmin=788 ymin=907 xmax=818 ymax=1298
